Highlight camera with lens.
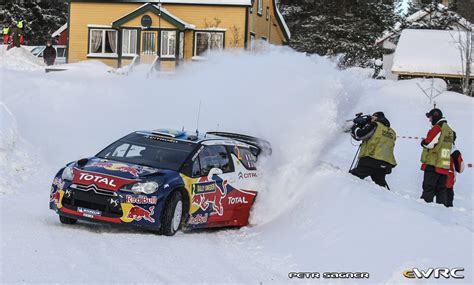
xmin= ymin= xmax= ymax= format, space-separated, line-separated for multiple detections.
xmin=352 ymin=113 xmax=372 ymax=128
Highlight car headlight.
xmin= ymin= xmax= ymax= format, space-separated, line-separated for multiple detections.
xmin=61 ymin=165 xmax=74 ymax=181
xmin=131 ymin=182 xmax=159 ymax=194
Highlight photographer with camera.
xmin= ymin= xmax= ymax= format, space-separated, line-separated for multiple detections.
xmin=349 ymin=112 xmax=397 ymax=189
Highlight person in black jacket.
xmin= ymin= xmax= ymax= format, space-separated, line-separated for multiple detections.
xmin=43 ymin=41 xmax=56 ymax=66
xmin=349 ymin=112 xmax=397 ymax=189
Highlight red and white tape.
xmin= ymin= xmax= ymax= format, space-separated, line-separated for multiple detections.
xmin=397 ymin=136 xmax=472 ymax=168
xmin=397 ymin=136 xmax=424 ymax=140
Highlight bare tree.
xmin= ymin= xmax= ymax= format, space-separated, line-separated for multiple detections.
xmin=451 ymin=28 xmax=472 ymax=96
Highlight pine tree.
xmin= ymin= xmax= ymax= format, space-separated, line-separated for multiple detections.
xmin=281 ymin=0 xmax=401 ymax=68
xmin=0 ymin=0 xmax=68 ymax=46
xmin=401 ymin=2 xmax=463 ymax=30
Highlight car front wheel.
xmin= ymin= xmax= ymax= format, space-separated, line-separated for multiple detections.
xmin=59 ymin=215 xmax=77 ymax=225
xmin=161 ymin=191 xmax=184 ymax=236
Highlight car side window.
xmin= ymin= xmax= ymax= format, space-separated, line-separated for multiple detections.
xmin=196 ymin=145 xmax=233 ymax=177
xmin=233 ymin=146 xmax=257 ymax=170
xmin=192 ymin=158 xmax=201 ymax=177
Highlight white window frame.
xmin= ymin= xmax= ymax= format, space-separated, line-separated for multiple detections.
xmin=160 ymin=30 xmax=177 ymax=58
xmin=88 ymin=28 xmax=118 ymax=58
xmin=122 ymin=29 xmax=138 ymax=56
xmin=257 ymin=0 xmax=263 ymax=15
xmin=193 ymin=31 xmax=224 ymax=57
xmin=179 ymin=32 xmax=184 ymax=60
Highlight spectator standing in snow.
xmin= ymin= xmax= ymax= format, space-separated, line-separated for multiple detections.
xmin=2 ymin=23 xmax=9 ymax=45
xmin=446 ymin=133 xmax=464 ymax=207
xmin=350 ymin=112 xmax=397 ymax=189
xmin=17 ymin=19 xmax=25 ymax=45
xmin=10 ymin=21 xmax=21 ymax=48
xmin=420 ymin=108 xmax=454 ymax=206
xmin=43 ymin=41 xmax=57 ymax=66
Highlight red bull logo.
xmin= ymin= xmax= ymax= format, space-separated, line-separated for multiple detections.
xmin=50 ymin=190 xmax=60 ymax=204
xmin=192 ymin=180 xmax=228 ymax=216
xmin=93 ymin=162 xmax=141 ymax=177
xmin=125 ymin=195 xmax=158 ymax=204
xmin=127 ymin=206 xmax=155 ymax=222
xmin=52 ymin=177 xmax=65 ymax=189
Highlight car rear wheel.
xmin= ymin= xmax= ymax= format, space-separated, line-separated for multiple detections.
xmin=161 ymin=191 xmax=184 ymax=236
xmin=59 ymin=215 xmax=77 ymax=225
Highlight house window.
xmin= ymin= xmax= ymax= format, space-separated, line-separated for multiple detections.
xmin=258 ymin=0 xmax=263 ymax=15
xmin=89 ymin=28 xmax=118 ymax=56
xmin=179 ymin=32 xmax=184 ymax=59
xmin=142 ymin=31 xmax=157 ymax=55
xmin=194 ymin=31 xmax=224 ymax=56
xmin=122 ymin=29 xmax=137 ymax=55
xmin=161 ymin=30 xmax=176 ymax=58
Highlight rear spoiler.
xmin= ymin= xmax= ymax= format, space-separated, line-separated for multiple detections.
xmin=206 ymin=132 xmax=272 ymax=156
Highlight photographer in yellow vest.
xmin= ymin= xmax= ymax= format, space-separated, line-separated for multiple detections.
xmin=350 ymin=112 xmax=397 ymax=189
xmin=420 ymin=108 xmax=454 ymax=206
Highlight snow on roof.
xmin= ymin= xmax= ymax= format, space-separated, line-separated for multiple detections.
xmin=376 ymin=4 xmax=471 ymax=45
xmin=131 ymin=0 xmax=251 ymax=5
xmin=274 ymin=1 xmax=291 ymax=40
xmin=392 ymin=29 xmax=473 ymax=77
xmin=52 ymin=23 xmax=68 ymax=38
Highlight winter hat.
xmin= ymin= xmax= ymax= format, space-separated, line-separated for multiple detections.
xmin=372 ymin=111 xmax=385 ymax=119
xmin=426 ymin=108 xmax=443 ymax=125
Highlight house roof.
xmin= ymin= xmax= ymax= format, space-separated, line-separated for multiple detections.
xmin=273 ymin=0 xmax=291 ymax=41
xmin=376 ymin=4 xmax=472 ymax=45
xmin=392 ymin=29 xmax=474 ymax=78
xmin=112 ymin=3 xmax=195 ymax=30
xmin=70 ymin=0 xmax=252 ymax=5
xmin=52 ymin=23 xmax=68 ymax=38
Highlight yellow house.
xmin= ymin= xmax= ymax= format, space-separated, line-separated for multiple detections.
xmin=66 ymin=0 xmax=291 ymax=68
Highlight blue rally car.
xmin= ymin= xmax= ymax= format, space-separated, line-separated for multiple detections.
xmin=49 ymin=129 xmax=270 ymax=236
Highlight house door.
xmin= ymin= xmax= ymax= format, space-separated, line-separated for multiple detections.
xmin=141 ymin=31 xmax=158 ymax=63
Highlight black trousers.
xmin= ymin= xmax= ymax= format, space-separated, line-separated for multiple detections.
xmin=421 ymin=170 xmax=447 ymax=206
xmin=350 ymin=166 xmax=389 ymax=189
xmin=446 ymin=188 xmax=454 ymax=207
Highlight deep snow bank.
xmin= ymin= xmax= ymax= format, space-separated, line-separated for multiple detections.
xmin=0 ymin=46 xmax=45 ymax=71
xmin=0 ymin=47 xmax=472 ymax=284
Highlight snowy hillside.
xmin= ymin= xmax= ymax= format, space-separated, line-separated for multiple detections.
xmin=0 ymin=47 xmax=472 ymax=284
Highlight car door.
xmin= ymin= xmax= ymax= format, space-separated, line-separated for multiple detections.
xmin=189 ymin=145 xmax=236 ymax=225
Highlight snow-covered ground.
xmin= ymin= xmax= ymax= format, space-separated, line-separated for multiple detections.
xmin=0 ymin=46 xmax=472 ymax=284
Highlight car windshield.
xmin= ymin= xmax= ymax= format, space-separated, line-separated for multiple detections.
xmin=31 ymin=47 xmax=43 ymax=56
xmin=96 ymin=132 xmax=196 ymax=171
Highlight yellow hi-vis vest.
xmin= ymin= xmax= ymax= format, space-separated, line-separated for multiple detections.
xmin=421 ymin=123 xmax=454 ymax=169
xmin=359 ymin=122 xmax=397 ymax=166
xmin=17 ymin=21 xmax=23 ymax=29
xmin=2 ymin=27 xmax=9 ymax=35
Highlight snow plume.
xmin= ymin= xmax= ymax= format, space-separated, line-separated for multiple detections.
xmin=0 ymin=102 xmax=33 ymax=194
xmin=1 ymin=47 xmax=472 ymax=284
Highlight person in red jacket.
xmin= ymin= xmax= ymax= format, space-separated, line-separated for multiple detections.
xmin=420 ymin=108 xmax=454 ymax=206
xmin=446 ymin=133 xmax=465 ymax=207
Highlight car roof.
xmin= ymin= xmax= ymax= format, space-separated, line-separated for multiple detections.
xmin=135 ymin=129 xmax=251 ymax=147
